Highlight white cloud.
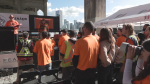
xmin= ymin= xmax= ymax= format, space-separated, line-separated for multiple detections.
xmin=37 ymin=10 xmax=44 ymax=15
xmin=47 ymin=6 xmax=84 ymax=17
xmin=47 ymin=2 xmax=51 ymax=7
xmin=110 ymin=1 xmax=113 ymax=3
xmin=60 ymin=6 xmax=84 ymax=17
xmin=106 ymin=13 xmax=113 ymax=17
xmin=37 ymin=2 xmax=84 ymax=23
xmin=47 ymin=8 xmax=59 ymax=16
xmin=77 ymin=19 xmax=84 ymax=23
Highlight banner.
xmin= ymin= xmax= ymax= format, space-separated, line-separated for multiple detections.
xmin=0 ymin=53 xmax=18 ymax=69
xmin=0 ymin=13 xmax=29 ymax=31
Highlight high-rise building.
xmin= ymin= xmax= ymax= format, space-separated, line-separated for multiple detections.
xmin=64 ymin=19 xmax=67 ymax=25
xmin=74 ymin=20 xmax=77 ymax=29
xmin=76 ymin=22 xmax=84 ymax=29
xmin=63 ymin=19 xmax=71 ymax=30
xmin=76 ymin=22 xmax=79 ymax=29
xmin=66 ymin=21 xmax=70 ymax=30
xmin=70 ymin=23 xmax=74 ymax=30
xmin=56 ymin=10 xmax=63 ymax=29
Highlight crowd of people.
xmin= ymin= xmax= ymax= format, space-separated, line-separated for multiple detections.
xmin=58 ymin=22 xmax=150 ymax=84
xmin=8 ymin=14 xmax=150 ymax=84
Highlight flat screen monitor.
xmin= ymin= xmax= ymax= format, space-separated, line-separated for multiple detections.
xmin=29 ymin=15 xmax=60 ymax=32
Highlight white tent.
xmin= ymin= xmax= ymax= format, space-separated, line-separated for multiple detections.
xmin=94 ymin=3 xmax=150 ymax=28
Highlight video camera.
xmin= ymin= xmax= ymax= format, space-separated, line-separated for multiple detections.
xmin=120 ymin=42 xmax=143 ymax=56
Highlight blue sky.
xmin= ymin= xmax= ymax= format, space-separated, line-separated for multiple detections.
xmin=38 ymin=0 xmax=150 ymax=24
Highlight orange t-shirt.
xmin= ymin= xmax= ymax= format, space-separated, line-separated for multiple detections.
xmin=38 ymin=24 xmax=49 ymax=32
xmin=93 ymin=34 xmax=100 ymax=41
xmin=116 ymin=35 xmax=127 ymax=47
xmin=48 ymin=39 xmax=56 ymax=56
xmin=126 ymin=38 xmax=134 ymax=45
xmin=34 ymin=39 xmax=52 ymax=66
xmin=5 ymin=20 xmax=19 ymax=34
xmin=73 ymin=35 xmax=99 ymax=70
xmin=58 ymin=35 xmax=70 ymax=50
xmin=60 ymin=42 xmax=67 ymax=55
xmin=134 ymin=75 xmax=150 ymax=84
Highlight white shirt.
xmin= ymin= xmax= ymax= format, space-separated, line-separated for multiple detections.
xmin=123 ymin=58 xmax=144 ymax=84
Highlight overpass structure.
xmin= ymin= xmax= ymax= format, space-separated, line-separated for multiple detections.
xmin=0 ymin=0 xmax=47 ymax=16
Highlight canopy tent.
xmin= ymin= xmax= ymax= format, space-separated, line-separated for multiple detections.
xmin=94 ymin=3 xmax=150 ymax=28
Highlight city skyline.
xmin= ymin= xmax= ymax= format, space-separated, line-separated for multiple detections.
xmin=37 ymin=0 xmax=150 ymax=23
xmin=55 ymin=9 xmax=84 ymax=30
xmin=37 ymin=0 xmax=84 ymax=23
xmin=63 ymin=18 xmax=84 ymax=30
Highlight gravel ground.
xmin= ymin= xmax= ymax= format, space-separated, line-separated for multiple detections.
xmin=0 ymin=73 xmax=17 ymax=84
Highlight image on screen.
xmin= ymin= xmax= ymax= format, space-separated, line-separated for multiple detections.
xmin=34 ymin=17 xmax=54 ymax=29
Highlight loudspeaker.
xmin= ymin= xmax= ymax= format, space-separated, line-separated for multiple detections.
xmin=0 ymin=27 xmax=15 ymax=51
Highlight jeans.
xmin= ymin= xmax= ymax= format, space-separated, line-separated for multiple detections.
xmin=98 ymin=64 xmax=113 ymax=84
xmin=38 ymin=63 xmax=52 ymax=72
xmin=51 ymin=56 xmax=55 ymax=61
xmin=75 ymin=68 xmax=96 ymax=84
xmin=38 ymin=63 xmax=52 ymax=81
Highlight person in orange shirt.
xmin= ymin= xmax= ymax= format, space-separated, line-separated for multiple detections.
xmin=38 ymin=19 xmax=49 ymax=38
xmin=73 ymin=21 xmax=99 ymax=84
xmin=47 ymin=33 xmax=56 ymax=61
xmin=5 ymin=15 xmax=20 ymax=48
xmin=92 ymin=28 xmax=100 ymax=41
xmin=58 ymin=29 xmax=70 ymax=50
xmin=123 ymin=39 xmax=150 ymax=84
xmin=116 ymin=28 xmax=126 ymax=47
xmin=34 ymin=31 xmax=52 ymax=72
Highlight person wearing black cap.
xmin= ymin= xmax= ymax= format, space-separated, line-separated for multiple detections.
xmin=73 ymin=21 xmax=99 ymax=84
xmin=59 ymin=30 xmax=77 ymax=80
xmin=58 ymin=29 xmax=70 ymax=51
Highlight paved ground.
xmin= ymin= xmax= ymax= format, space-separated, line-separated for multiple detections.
xmin=0 ymin=73 xmax=62 ymax=84
xmin=0 ymin=73 xmax=17 ymax=84
xmin=0 ymin=68 xmax=98 ymax=84
xmin=0 ymin=73 xmax=98 ymax=84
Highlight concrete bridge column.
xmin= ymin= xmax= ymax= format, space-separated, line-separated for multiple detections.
xmin=16 ymin=0 xmax=22 ymax=14
xmin=43 ymin=0 xmax=47 ymax=16
xmin=84 ymin=0 xmax=106 ymax=22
